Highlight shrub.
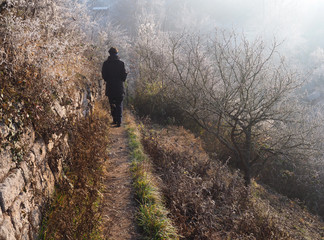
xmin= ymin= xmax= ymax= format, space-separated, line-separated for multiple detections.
xmin=141 ymin=126 xmax=298 ymax=239
xmin=39 ymin=101 xmax=109 ymax=239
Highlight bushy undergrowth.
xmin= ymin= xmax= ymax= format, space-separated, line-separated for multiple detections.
xmin=132 ymin=27 xmax=324 ymax=220
xmin=258 ymin=157 xmax=324 ymax=218
xmin=133 ymin=84 xmax=324 ymax=221
xmin=39 ymin=101 xmax=109 ymax=239
xmin=141 ymin=125 xmax=314 ymax=239
xmin=0 ymin=0 xmax=102 ymax=160
xmin=132 ymin=83 xmax=182 ymax=125
xmin=126 ymin=114 xmax=179 ymax=240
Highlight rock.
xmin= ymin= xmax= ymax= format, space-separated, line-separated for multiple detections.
xmin=19 ymin=162 xmax=31 ymax=184
xmin=26 ymin=152 xmax=35 ymax=164
xmin=0 ymin=86 xmax=98 ymax=235
xmin=74 ymin=91 xmax=81 ymax=109
xmin=52 ymin=133 xmax=59 ymax=141
xmin=42 ymin=165 xmax=55 ymax=198
xmin=19 ymin=224 xmax=30 ymax=240
xmin=31 ymin=140 xmax=46 ymax=165
xmin=52 ymin=101 xmax=67 ymax=118
xmin=0 ymin=216 xmax=16 ymax=240
xmin=33 ymin=164 xmax=55 ymax=198
xmin=38 ymin=159 xmax=47 ymax=174
xmin=0 ymin=208 xmax=3 ymax=222
xmin=81 ymin=89 xmax=90 ymax=117
xmin=0 ymin=149 xmax=14 ymax=181
xmin=0 ymin=169 xmax=25 ymax=211
xmin=10 ymin=191 xmax=31 ymax=234
xmin=64 ymin=134 xmax=69 ymax=147
xmin=18 ymin=127 xmax=35 ymax=150
xmin=47 ymin=140 xmax=54 ymax=152
xmin=30 ymin=207 xmax=41 ymax=229
xmin=0 ymin=123 xmax=9 ymax=139
xmin=33 ymin=173 xmax=42 ymax=193
xmin=82 ymin=98 xmax=90 ymax=116
xmin=52 ymin=158 xmax=63 ymax=182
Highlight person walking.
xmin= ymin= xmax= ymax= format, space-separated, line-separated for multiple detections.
xmin=102 ymin=47 xmax=127 ymax=127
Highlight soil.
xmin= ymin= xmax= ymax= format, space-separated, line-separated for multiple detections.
xmin=101 ymin=123 xmax=140 ymax=240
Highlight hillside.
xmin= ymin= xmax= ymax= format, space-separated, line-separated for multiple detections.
xmin=141 ymin=124 xmax=324 ymax=239
xmin=39 ymin=110 xmax=324 ymax=239
xmin=1 ymin=1 xmax=324 ymax=239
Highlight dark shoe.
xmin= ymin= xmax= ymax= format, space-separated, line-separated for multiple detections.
xmin=116 ymin=122 xmax=121 ymax=127
xmin=110 ymin=121 xmax=117 ymax=125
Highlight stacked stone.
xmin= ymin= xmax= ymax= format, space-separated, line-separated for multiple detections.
xmin=0 ymin=84 xmax=96 ymax=239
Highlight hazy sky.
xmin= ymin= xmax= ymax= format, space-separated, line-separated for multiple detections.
xmin=184 ymin=0 xmax=324 ymax=57
xmin=104 ymin=0 xmax=324 ymax=63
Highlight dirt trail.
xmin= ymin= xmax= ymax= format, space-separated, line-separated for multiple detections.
xmin=101 ymin=124 xmax=140 ymax=240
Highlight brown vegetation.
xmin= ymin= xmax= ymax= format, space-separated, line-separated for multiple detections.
xmin=141 ymin=124 xmax=324 ymax=239
xmin=39 ymin=101 xmax=109 ymax=239
xmin=126 ymin=113 xmax=179 ymax=239
xmin=132 ymin=28 xmax=324 ymax=220
xmin=0 ymin=0 xmax=101 ymax=154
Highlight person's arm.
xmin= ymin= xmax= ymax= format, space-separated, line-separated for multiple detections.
xmin=121 ymin=62 xmax=127 ymax=82
xmin=102 ymin=62 xmax=107 ymax=81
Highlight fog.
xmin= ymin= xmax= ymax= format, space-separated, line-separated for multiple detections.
xmin=95 ymin=0 xmax=324 ymax=96
xmin=190 ymin=0 xmax=324 ymax=58
xmin=101 ymin=0 xmax=323 ymax=59
xmin=175 ymin=1 xmax=324 ymax=59
xmin=181 ymin=0 xmax=324 ymax=79
xmin=87 ymin=0 xmax=324 ymax=219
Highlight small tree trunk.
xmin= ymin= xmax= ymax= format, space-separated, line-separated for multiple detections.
xmin=244 ymin=166 xmax=251 ymax=186
xmin=244 ymin=126 xmax=252 ymax=186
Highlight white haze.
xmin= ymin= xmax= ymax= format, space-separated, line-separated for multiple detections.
xmin=102 ymin=0 xmax=324 ymax=60
xmin=158 ymin=0 xmax=324 ymax=60
xmin=99 ymin=0 xmax=324 ymax=88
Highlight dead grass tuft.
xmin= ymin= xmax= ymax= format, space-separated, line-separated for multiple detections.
xmin=39 ymin=100 xmax=110 ymax=240
xmin=126 ymin=114 xmax=179 ymax=240
xmin=141 ymin=125 xmax=324 ymax=239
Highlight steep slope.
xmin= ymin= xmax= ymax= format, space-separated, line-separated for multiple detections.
xmin=141 ymin=125 xmax=324 ymax=239
xmin=0 ymin=2 xmax=105 ymax=238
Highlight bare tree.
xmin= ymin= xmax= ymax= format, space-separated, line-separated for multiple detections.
xmin=164 ymin=31 xmax=320 ymax=184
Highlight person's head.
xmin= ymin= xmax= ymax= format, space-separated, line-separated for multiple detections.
xmin=109 ymin=47 xmax=118 ymax=55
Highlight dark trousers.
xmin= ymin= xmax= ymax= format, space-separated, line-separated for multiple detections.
xmin=108 ymin=96 xmax=123 ymax=124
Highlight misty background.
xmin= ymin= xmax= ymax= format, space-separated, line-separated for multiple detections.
xmin=2 ymin=0 xmax=324 ymax=236
xmin=89 ymin=0 xmax=324 ymax=105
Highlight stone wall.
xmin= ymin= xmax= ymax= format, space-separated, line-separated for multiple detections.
xmin=0 ymin=82 xmax=98 ymax=240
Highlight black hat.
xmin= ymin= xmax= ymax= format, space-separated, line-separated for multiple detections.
xmin=108 ymin=47 xmax=118 ymax=55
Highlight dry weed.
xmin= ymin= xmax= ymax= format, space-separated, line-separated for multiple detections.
xmin=141 ymin=126 xmax=297 ymax=239
xmin=39 ymin=100 xmax=109 ymax=239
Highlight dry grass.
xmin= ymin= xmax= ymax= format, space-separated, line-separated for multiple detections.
xmin=126 ymin=113 xmax=179 ymax=240
xmin=141 ymin=125 xmax=324 ymax=240
xmin=39 ymin=100 xmax=110 ymax=240
xmin=250 ymin=181 xmax=324 ymax=240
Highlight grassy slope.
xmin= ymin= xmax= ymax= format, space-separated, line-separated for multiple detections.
xmin=126 ymin=113 xmax=179 ymax=240
xmin=39 ymin=107 xmax=324 ymax=239
xmin=140 ymin=124 xmax=324 ymax=240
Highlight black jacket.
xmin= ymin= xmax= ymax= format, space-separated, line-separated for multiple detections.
xmin=102 ymin=55 xmax=127 ymax=98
